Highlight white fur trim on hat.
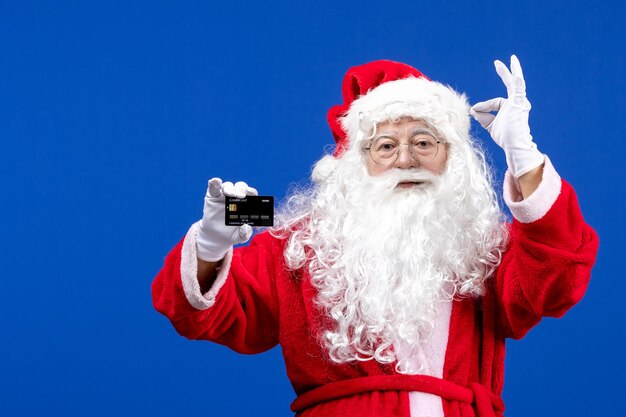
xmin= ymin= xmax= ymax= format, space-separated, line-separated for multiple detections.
xmin=340 ymin=77 xmax=470 ymax=146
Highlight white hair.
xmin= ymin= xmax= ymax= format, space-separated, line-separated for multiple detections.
xmin=270 ymin=100 xmax=508 ymax=373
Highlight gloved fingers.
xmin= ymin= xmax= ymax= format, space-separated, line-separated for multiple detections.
xmin=510 ymin=56 xmax=527 ymax=104
xmin=231 ymin=181 xmax=255 ymax=198
xmin=220 ymin=180 xmax=258 ymax=199
xmin=510 ymin=55 xmax=524 ymax=80
xmin=471 ymin=98 xmax=506 ymax=131
xmin=232 ymin=224 xmax=253 ymax=244
xmin=471 ymin=97 xmax=506 ymax=113
xmin=470 ymin=110 xmax=495 ymax=131
xmin=222 ymin=181 xmax=243 ymax=198
xmin=494 ymin=60 xmax=513 ymax=89
xmin=495 ymin=55 xmax=527 ymax=103
xmin=235 ymin=181 xmax=258 ymax=197
xmin=469 ymin=109 xmax=495 ymax=130
xmin=207 ymin=177 xmax=224 ymax=198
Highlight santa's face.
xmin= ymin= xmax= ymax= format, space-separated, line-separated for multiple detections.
xmin=364 ymin=118 xmax=448 ymax=181
xmin=275 ymin=113 xmax=507 ymax=371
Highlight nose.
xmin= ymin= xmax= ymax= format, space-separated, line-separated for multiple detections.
xmin=393 ymin=144 xmax=418 ymax=169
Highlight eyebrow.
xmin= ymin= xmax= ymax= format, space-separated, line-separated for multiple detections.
xmin=410 ymin=128 xmax=437 ymax=137
xmin=372 ymin=133 xmax=397 ymax=141
xmin=373 ymin=128 xmax=437 ymax=141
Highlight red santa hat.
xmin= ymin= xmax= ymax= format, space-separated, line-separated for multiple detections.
xmin=328 ymin=60 xmax=471 ymax=157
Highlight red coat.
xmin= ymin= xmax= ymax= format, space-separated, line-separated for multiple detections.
xmin=152 ymin=162 xmax=598 ymax=417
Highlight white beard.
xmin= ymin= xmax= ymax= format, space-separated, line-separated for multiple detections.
xmin=316 ymin=168 xmax=466 ymax=371
xmin=272 ymin=146 xmax=507 ymax=373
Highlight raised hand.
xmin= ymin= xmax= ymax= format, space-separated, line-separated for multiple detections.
xmin=196 ymin=178 xmax=258 ymax=262
xmin=470 ymin=55 xmax=544 ymax=179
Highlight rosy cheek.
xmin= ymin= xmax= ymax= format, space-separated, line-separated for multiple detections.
xmin=366 ymin=159 xmax=383 ymax=176
xmin=370 ymin=164 xmax=389 ymax=176
xmin=433 ymin=150 xmax=448 ymax=174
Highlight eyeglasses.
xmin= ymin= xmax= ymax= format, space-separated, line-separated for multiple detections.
xmin=364 ymin=134 xmax=443 ymax=167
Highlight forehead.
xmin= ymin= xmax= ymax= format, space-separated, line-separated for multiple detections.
xmin=375 ymin=117 xmax=431 ymax=134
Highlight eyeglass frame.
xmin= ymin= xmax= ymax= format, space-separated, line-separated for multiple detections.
xmin=363 ymin=130 xmax=447 ymax=167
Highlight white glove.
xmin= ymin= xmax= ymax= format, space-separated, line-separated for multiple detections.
xmin=196 ymin=178 xmax=258 ymax=262
xmin=470 ymin=55 xmax=544 ymax=178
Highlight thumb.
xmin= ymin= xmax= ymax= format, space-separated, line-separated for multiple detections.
xmin=470 ymin=98 xmax=506 ymax=131
xmin=470 ymin=108 xmax=495 ymax=131
xmin=471 ymin=97 xmax=506 ymax=113
xmin=232 ymin=224 xmax=253 ymax=244
xmin=207 ymin=178 xmax=224 ymax=198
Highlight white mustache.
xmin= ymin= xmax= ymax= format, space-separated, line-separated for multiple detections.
xmin=371 ymin=169 xmax=441 ymax=189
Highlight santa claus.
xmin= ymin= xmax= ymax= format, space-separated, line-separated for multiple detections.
xmin=152 ymin=56 xmax=598 ymax=417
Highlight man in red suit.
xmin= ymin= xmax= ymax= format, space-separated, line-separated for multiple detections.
xmin=153 ymin=56 xmax=598 ymax=417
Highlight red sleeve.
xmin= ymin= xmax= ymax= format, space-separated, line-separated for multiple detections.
xmin=495 ymin=180 xmax=599 ymax=339
xmin=152 ymin=230 xmax=282 ymax=354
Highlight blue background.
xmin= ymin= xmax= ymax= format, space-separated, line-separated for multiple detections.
xmin=1 ymin=1 xmax=623 ymax=416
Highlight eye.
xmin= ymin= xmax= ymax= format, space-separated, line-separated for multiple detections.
xmin=411 ymin=135 xmax=437 ymax=149
xmin=373 ymin=139 xmax=398 ymax=153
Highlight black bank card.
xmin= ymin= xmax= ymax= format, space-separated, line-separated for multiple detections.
xmin=225 ymin=196 xmax=274 ymax=226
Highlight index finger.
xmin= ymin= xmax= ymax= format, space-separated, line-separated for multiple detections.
xmin=494 ymin=60 xmax=513 ymax=88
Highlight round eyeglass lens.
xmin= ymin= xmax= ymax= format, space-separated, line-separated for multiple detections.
xmin=369 ymin=136 xmax=440 ymax=166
